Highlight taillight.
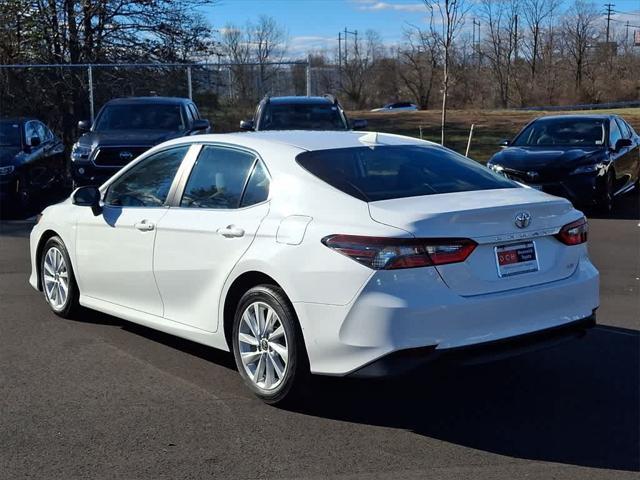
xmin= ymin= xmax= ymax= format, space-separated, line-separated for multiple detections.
xmin=321 ymin=235 xmax=477 ymax=270
xmin=555 ymin=217 xmax=588 ymax=245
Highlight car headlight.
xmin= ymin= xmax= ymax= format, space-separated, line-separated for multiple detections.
xmin=570 ymin=163 xmax=604 ymax=175
xmin=71 ymin=143 xmax=92 ymax=161
xmin=487 ymin=162 xmax=505 ymax=173
xmin=0 ymin=165 xmax=15 ymax=176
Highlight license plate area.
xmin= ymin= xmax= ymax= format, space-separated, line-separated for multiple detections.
xmin=495 ymin=241 xmax=539 ymax=278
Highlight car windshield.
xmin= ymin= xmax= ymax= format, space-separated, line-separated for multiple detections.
xmin=512 ymin=118 xmax=606 ymax=147
xmin=0 ymin=121 xmax=21 ymax=146
xmin=296 ymin=145 xmax=516 ymax=202
xmin=260 ymin=103 xmax=347 ymax=131
xmin=94 ymin=104 xmax=185 ymax=131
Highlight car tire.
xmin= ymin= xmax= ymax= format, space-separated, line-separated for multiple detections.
xmin=232 ymin=284 xmax=308 ymax=405
xmin=40 ymin=236 xmax=80 ymax=318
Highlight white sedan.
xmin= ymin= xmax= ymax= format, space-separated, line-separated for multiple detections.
xmin=29 ymin=131 xmax=599 ymax=403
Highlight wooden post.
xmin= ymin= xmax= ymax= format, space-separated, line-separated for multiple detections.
xmin=465 ymin=123 xmax=475 ymax=157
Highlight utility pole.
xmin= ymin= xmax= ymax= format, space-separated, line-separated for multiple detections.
xmin=604 ymin=3 xmax=614 ymax=43
xmin=626 ymin=20 xmax=630 ymax=45
xmin=338 ymin=32 xmax=342 ymax=70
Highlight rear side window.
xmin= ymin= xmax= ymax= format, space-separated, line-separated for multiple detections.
xmin=296 ymin=145 xmax=516 ymax=202
xmin=240 ymin=161 xmax=270 ymax=207
xmin=181 ymin=146 xmax=256 ymax=209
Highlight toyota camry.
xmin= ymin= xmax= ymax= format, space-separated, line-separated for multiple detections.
xmin=29 ymin=131 xmax=599 ymax=403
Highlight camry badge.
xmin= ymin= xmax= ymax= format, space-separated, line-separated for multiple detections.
xmin=119 ymin=151 xmax=133 ymax=161
xmin=515 ymin=212 xmax=532 ymax=229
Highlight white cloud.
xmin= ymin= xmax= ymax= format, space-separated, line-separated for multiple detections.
xmin=354 ymin=0 xmax=425 ymax=12
xmin=288 ymin=35 xmax=337 ymax=56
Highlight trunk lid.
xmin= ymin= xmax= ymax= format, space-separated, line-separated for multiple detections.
xmin=368 ymin=188 xmax=583 ymax=296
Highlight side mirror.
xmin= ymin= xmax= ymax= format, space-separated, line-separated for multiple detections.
xmin=29 ymin=136 xmax=41 ymax=148
xmin=191 ymin=119 xmax=210 ymax=133
xmin=614 ymin=138 xmax=632 ymax=151
xmin=73 ymin=185 xmax=102 ymax=216
xmin=498 ymin=139 xmax=511 ymax=148
xmin=351 ymin=119 xmax=368 ymax=130
xmin=78 ymin=120 xmax=91 ymax=132
xmin=240 ymin=119 xmax=255 ymax=131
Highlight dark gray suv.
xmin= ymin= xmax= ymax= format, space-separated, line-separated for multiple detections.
xmin=240 ymin=95 xmax=367 ymax=132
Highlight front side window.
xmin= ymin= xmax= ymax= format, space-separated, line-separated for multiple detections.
xmin=94 ymin=104 xmax=185 ymax=131
xmin=615 ymin=118 xmax=632 ymax=139
xmin=296 ymin=145 xmax=515 ymax=202
xmin=260 ymin=103 xmax=348 ymax=131
xmin=104 ymin=146 xmax=188 ymax=207
xmin=609 ymin=119 xmax=623 ymax=147
xmin=25 ymin=122 xmax=41 ymax=145
xmin=181 ymin=146 xmax=257 ymax=209
xmin=512 ymin=118 xmax=606 ymax=147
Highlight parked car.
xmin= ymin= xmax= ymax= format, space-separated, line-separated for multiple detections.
xmin=30 ymin=131 xmax=599 ymax=404
xmin=71 ymin=96 xmax=210 ymax=187
xmin=0 ymin=118 xmax=66 ymax=213
xmin=239 ymin=95 xmax=367 ymax=131
xmin=487 ymin=114 xmax=640 ymax=211
xmin=371 ymin=102 xmax=419 ymax=112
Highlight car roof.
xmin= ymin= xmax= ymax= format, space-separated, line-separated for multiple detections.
xmin=162 ymin=130 xmax=432 ymax=154
xmin=104 ymin=96 xmax=191 ymax=106
xmin=533 ymin=114 xmax=616 ymax=122
xmin=267 ymin=96 xmax=335 ymax=105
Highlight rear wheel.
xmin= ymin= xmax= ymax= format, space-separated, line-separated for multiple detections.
xmin=40 ymin=236 xmax=80 ymax=318
xmin=232 ymin=285 xmax=307 ymax=405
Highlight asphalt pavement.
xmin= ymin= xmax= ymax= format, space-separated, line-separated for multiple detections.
xmin=0 ymin=192 xmax=638 ymax=480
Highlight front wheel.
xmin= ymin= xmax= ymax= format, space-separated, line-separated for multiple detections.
xmin=232 ymin=285 xmax=308 ymax=405
xmin=40 ymin=236 xmax=80 ymax=318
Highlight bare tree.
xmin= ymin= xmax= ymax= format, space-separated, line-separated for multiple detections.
xmin=562 ymin=0 xmax=599 ymax=92
xmin=339 ymin=30 xmax=382 ymax=108
xmin=522 ymin=0 xmax=560 ymax=80
xmin=480 ymin=0 xmax=520 ymax=108
xmin=398 ymin=25 xmax=440 ymax=109
xmin=252 ymin=15 xmax=287 ymax=95
xmin=424 ymin=0 xmax=469 ymax=145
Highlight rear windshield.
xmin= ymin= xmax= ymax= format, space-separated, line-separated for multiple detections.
xmin=94 ymin=104 xmax=185 ymax=131
xmin=296 ymin=145 xmax=516 ymax=202
xmin=260 ymin=104 xmax=347 ymax=131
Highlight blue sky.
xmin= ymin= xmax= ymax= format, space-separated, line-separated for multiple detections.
xmin=204 ymin=0 xmax=640 ymax=57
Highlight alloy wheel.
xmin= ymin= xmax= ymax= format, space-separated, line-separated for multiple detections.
xmin=43 ymin=246 xmax=69 ymax=311
xmin=237 ymin=301 xmax=289 ymax=391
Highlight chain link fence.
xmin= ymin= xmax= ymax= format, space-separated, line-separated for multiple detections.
xmin=0 ymin=60 xmax=327 ymax=145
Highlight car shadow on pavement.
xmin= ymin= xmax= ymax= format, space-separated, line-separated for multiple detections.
xmin=587 ymin=188 xmax=639 ymax=220
xmin=290 ymin=326 xmax=640 ymax=472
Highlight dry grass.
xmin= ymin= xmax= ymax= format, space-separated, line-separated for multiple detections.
xmin=352 ymin=108 xmax=640 ymax=163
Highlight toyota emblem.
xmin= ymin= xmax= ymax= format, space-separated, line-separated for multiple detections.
xmin=119 ymin=151 xmax=133 ymax=161
xmin=514 ymin=212 xmax=532 ymax=229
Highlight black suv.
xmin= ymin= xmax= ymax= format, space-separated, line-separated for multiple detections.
xmin=240 ymin=95 xmax=367 ymax=131
xmin=71 ymin=97 xmax=210 ymax=186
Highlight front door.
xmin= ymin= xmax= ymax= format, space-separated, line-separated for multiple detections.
xmin=74 ymin=145 xmax=190 ymax=316
xmin=154 ymin=145 xmax=271 ymax=332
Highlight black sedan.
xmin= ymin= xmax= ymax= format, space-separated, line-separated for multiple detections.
xmin=0 ymin=118 xmax=66 ymax=213
xmin=487 ymin=114 xmax=640 ymax=211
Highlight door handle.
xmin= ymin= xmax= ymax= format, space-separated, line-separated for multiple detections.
xmin=134 ymin=220 xmax=155 ymax=231
xmin=217 ymin=225 xmax=245 ymax=238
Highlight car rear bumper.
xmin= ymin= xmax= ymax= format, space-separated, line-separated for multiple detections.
xmin=294 ymin=255 xmax=599 ymax=376
xmin=349 ymin=314 xmax=596 ymax=378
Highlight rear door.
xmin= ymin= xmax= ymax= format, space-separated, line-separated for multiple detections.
xmin=153 ymin=144 xmax=270 ymax=332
